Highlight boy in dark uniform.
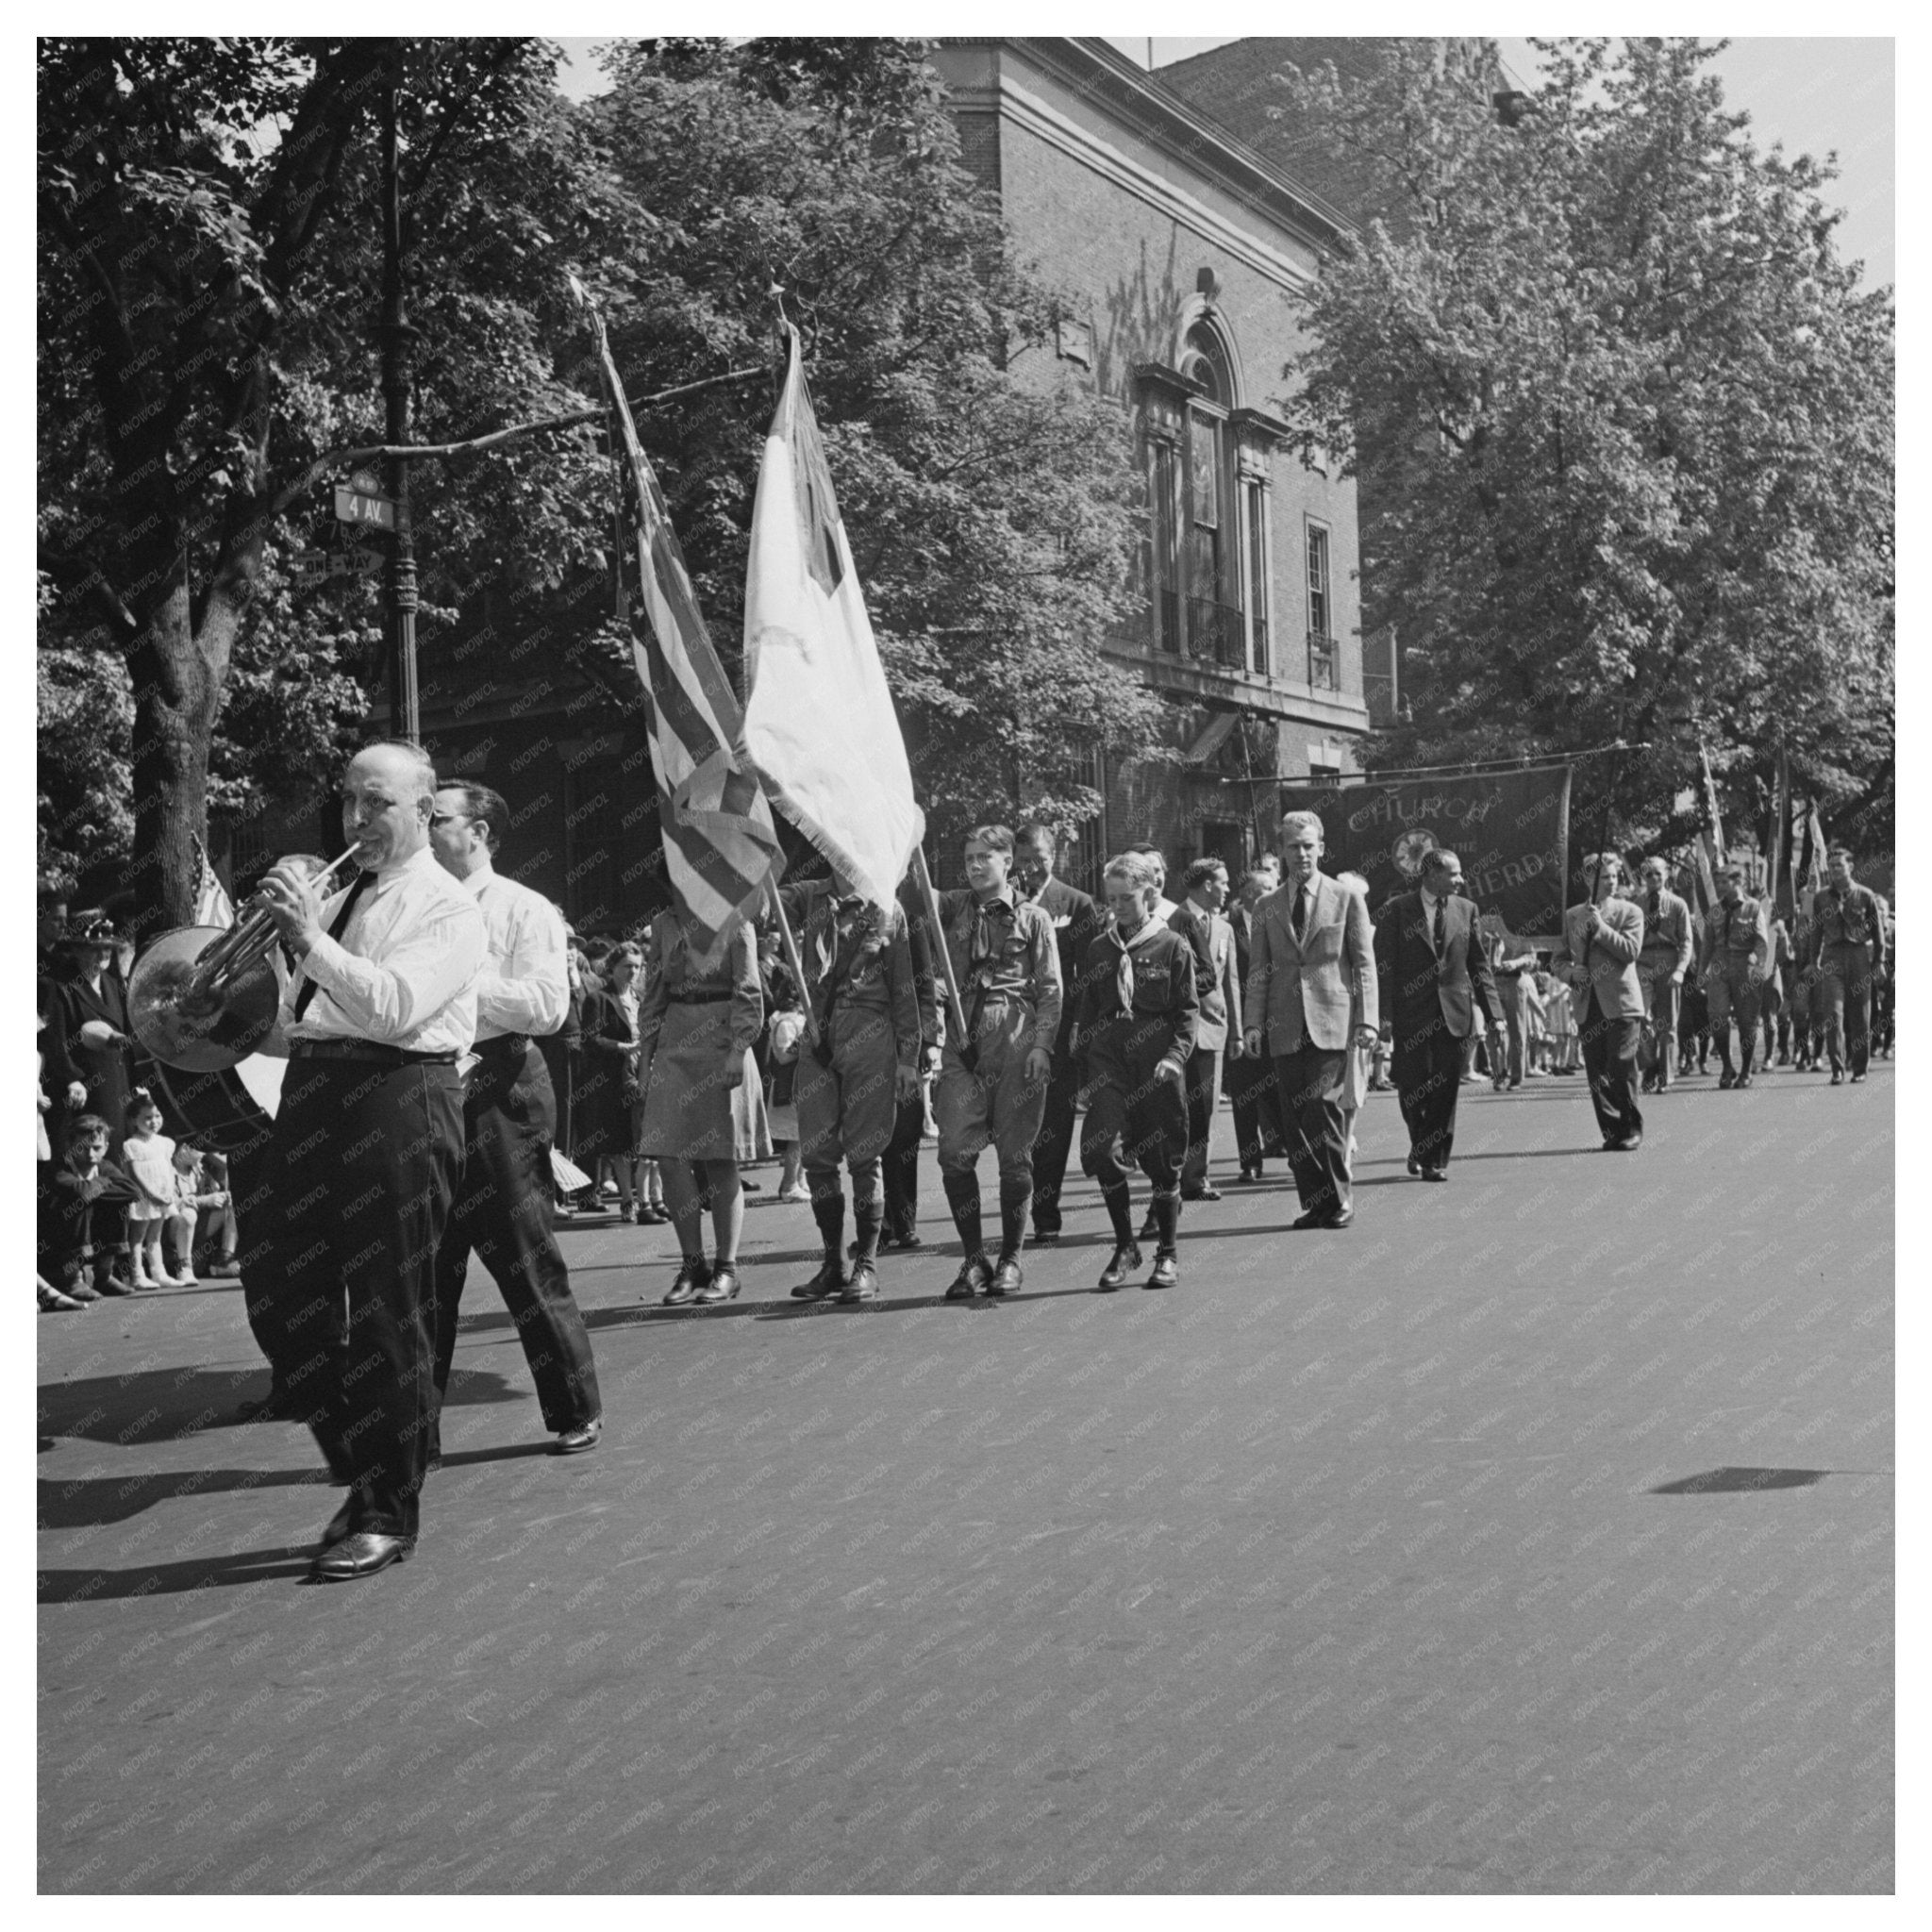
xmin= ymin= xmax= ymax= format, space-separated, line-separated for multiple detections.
xmin=783 ymin=871 xmax=924 ymax=1303
xmin=931 ymin=825 xmax=1062 ymax=1299
xmin=1074 ymin=852 xmax=1199 ymax=1291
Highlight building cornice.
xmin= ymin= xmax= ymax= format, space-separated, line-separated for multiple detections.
xmin=1106 ymin=640 xmax=1371 ymax=728
xmin=943 ymin=44 xmax=1344 ymax=293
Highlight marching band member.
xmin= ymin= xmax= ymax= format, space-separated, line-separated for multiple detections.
xmin=251 ymin=740 xmax=486 ymax=1582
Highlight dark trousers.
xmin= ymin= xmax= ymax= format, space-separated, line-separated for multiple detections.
xmin=1271 ymin=1042 xmax=1350 ymax=1218
xmin=242 ymin=1056 xmax=463 ymax=1541
xmin=881 ymin=1091 xmax=924 ymax=1243
xmin=1178 ymin=1043 xmax=1224 ymax=1191
xmin=1391 ymin=1013 xmax=1465 ymax=1170
xmin=1579 ymin=1002 xmax=1644 ymax=1146
xmin=1029 ymin=1055 xmax=1080 ymax=1235
xmin=431 ymin=1043 xmax=600 ymax=1452
xmin=1226 ymin=1044 xmax=1285 ymax=1169
xmin=1079 ymin=1071 xmax=1187 ymax=1194
xmin=1817 ymin=943 xmax=1874 ymax=1075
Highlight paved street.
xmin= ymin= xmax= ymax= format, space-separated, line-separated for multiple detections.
xmin=39 ymin=1060 xmax=1893 ymax=1894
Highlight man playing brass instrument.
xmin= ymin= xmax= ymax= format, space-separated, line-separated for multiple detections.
xmin=247 ymin=740 xmax=485 ymax=1582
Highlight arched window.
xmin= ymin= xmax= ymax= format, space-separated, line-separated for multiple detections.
xmin=1179 ymin=321 xmax=1235 ymax=406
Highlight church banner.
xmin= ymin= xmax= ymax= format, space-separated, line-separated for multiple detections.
xmin=1278 ymin=765 xmax=1573 ymax=936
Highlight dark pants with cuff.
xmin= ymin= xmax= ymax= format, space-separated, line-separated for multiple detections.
xmin=1271 ymin=1041 xmax=1351 ymax=1218
xmin=243 ymin=1052 xmax=463 ymax=1541
xmin=432 ymin=1041 xmax=600 ymax=1454
xmin=1579 ymin=1002 xmax=1644 ymax=1145
xmin=1391 ymin=1013 xmax=1466 ymax=1171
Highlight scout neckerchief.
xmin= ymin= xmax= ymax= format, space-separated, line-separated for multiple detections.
xmin=1108 ymin=915 xmax=1169 ymax=1013
xmin=810 ymin=893 xmax=872 ymax=1059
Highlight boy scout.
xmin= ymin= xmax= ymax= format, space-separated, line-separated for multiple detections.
xmin=1074 ymin=853 xmax=1199 ymax=1290
xmin=1807 ymin=845 xmax=1889 ymax=1084
xmin=783 ymin=873 xmax=924 ymax=1303
xmin=1699 ymin=865 xmax=1771 ymax=1088
xmin=931 ymin=825 xmax=1062 ymax=1299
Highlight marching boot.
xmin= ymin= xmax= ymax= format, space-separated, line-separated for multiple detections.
xmin=794 ymin=1185 xmax=848 ymax=1299
xmin=841 ymin=1187 xmax=884 ymax=1303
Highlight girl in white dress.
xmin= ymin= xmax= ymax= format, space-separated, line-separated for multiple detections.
xmin=120 ymin=1091 xmax=183 ymax=1288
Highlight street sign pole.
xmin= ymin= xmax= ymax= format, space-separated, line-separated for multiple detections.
xmin=379 ymin=55 xmax=420 ymax=741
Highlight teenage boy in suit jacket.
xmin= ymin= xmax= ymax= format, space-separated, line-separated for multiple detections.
xmin=1241 ymin=810 xmax=1379 ymax=1229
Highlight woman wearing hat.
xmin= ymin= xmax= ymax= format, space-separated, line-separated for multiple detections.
xmin=43 ymin=910 xmax=139 ymax=1158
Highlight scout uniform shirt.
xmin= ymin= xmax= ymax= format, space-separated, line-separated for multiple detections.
xmin=935 ymin=885 xmax=1062 ymax=1058
xmin=1073 ymin=919 xmax=1200 ymax=1088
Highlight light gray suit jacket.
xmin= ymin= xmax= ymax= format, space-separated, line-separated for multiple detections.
xmin=1553 ymin=896 xmax=1645 ymax=1024
xmin=1243 ymin=874 xmax=1378 ymax=1054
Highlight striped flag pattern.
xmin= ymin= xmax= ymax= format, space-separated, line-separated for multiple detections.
xmin=573 ymin=277 xmax=781 ymax=954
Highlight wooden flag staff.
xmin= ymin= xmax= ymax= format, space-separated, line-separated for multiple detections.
xmin=909 ymin=843 xmax=975 ymax=1073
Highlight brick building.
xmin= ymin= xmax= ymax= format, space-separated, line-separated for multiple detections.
xmin=932 ymin=36 xmax=1383 ymax=890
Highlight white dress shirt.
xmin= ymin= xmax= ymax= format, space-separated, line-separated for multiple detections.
xmin=462 ymin=866 xmax=568 ymax=1041
xmin=284 ymin=845 xmax=485 ymax=1053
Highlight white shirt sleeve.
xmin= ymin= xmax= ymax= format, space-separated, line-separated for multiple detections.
xmin=477 ymin=884 xmax=568 ymax=1036
xmin=302 ymin=896 xmax=486 ymax=1044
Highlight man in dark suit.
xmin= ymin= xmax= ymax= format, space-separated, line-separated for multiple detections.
xmin=1014 ymin=824 xmax=1102 ymax=1243
xmin=1373 ymin=849 xmax=1505 ymax=1180
xmin=1242 ymin=810 xmax=1379 ymax=1229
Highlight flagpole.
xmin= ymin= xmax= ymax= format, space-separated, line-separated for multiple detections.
xmin=764 ymin=878 xmax=819 ymax=1054
xmin=909 ymin=843 xmax=975 ymax=1073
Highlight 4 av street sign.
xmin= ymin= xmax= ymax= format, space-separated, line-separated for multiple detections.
xmin=334 ymin=483 xmax=395 ymax=530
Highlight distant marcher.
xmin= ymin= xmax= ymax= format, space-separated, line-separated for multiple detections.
xmin=1554 ymin=852 xmax=1646 ymax=1150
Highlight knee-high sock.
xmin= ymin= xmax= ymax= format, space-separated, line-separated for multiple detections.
xmin=808 ymin=1176 xmax=845 ymax=1261
xmin=1150 ymin=1188 xmax=1180 ymax=1254
xmin=998 ymin=1178 xmax=1030 ymax=1262
xmin=850 ymin=1157 xmax=883 ymax=1265
xmin=941 ymin=1171 xmax=982 ymax=1257
xmin=1100 ymin=1177 xmax=1134 ymax=1247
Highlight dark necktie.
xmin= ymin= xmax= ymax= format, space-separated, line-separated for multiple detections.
xmin=1293 ymin=886 xmax=1308 ymax=946
xmin=1431 ymin=895 xmax=1445 ymax=958
xmin=291 ymin=872 xmax=373 ymax=1023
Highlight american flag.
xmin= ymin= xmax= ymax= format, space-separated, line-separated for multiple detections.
xmin=573 ymin=278 xmax=781 ymax=955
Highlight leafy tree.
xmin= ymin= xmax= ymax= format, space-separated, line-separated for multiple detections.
xmin=578 ymin=38 xmax=1160 ymax=841
xmin=1274 ymin=37 xmax=1894 ymax=849
xmin=37 ymin=37 xmax=627 ymax=924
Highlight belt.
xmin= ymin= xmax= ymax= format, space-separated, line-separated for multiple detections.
xmin=291 ymin=1040 xmax=459 ymax=1067
xmin=473 ymin=1033 xmax=533 ymax=1058
xmin=673 ymin=989 xmax=734 ymax=1006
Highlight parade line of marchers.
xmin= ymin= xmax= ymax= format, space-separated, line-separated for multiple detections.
xmin=73 ymin=299 xmax=1890 ymax=1586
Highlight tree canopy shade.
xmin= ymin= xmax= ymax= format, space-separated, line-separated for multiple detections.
xmin=37 ymin=37 xmax=629 ymax=924
xmin=1273 ymin=37 xmax=1894 ymax=851
xmin=39 ymin=35 xmax=1158 ymax=917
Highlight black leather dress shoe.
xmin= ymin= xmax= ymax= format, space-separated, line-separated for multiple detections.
xmin=694 ymin=1264 xmax=741 ymax=1304
xmin=888 ymin=1231 xmax=924 ymax=1251
xmin=1291 ymin=1207 xmax=1354 ymax=1230
xmin=1030 ymin=1228 xmax=1060 ymax=1245
xmin=1406 ymin=1155 xmax=1422 ymax=1176
xmin=793 ymin=1256 xmax=846 ymax=1301
xmin=1180 ymin=1185 xmax=1222 ymax=1204
xmin=1736 ymin=1073 xmax=1754 ymax=1089
xmin=1829 ymin=1069 xmax=1844 ymax=1085
xmin=312 ymin=1530 xmax=414 ymax=1582
xmin=1603 ymin=1134 xmax=1643 ymax=1152
xmin=1145 ymin=1249 xmax=1179 ymax=1290
xmin=1718 ymin=1069 xmax=1736 ymax=1090
xmin=987 ymin=1256 xmax=1024 ymax=1297
xmin=661 ymin=1259 xmax=712 ymax=1306
xmin=555 ymin=1418 xmax=602 ymax=1455
xmin=839 ymin=1261 xmax=879 ymax=1304
xmin=1097 ymin=1241 xmax=1141 ymax=1291
xmin=1420 ymin=1167 xmax=1449 ymax=1182
xmin=1850 ymin=1072 xmax=1867 ymax=1084
xmin=945 ymin=1254 xmax=992 ymax=1300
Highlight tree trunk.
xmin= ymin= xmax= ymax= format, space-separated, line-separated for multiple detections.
xmin=127 ymin=577 xmax=228 ymax=941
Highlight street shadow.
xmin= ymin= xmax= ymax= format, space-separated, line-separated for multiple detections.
xmin=39 ymin=1363 xmax=525 ymax=1446
xmin=38 ymin=1466 xmax=334 ymax=1530
xmin=39 ymin=1545 xmax=316 ymax=1602
xmin=1650 ymin=1467 xmax=1833 ymax=1494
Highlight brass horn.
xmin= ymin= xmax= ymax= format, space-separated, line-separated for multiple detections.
xmin=128 ymin=848 xmax=361 ymax=1071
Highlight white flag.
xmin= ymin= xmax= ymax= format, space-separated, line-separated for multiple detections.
xmin=743 ymin=323 xmax=923 ymax=910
